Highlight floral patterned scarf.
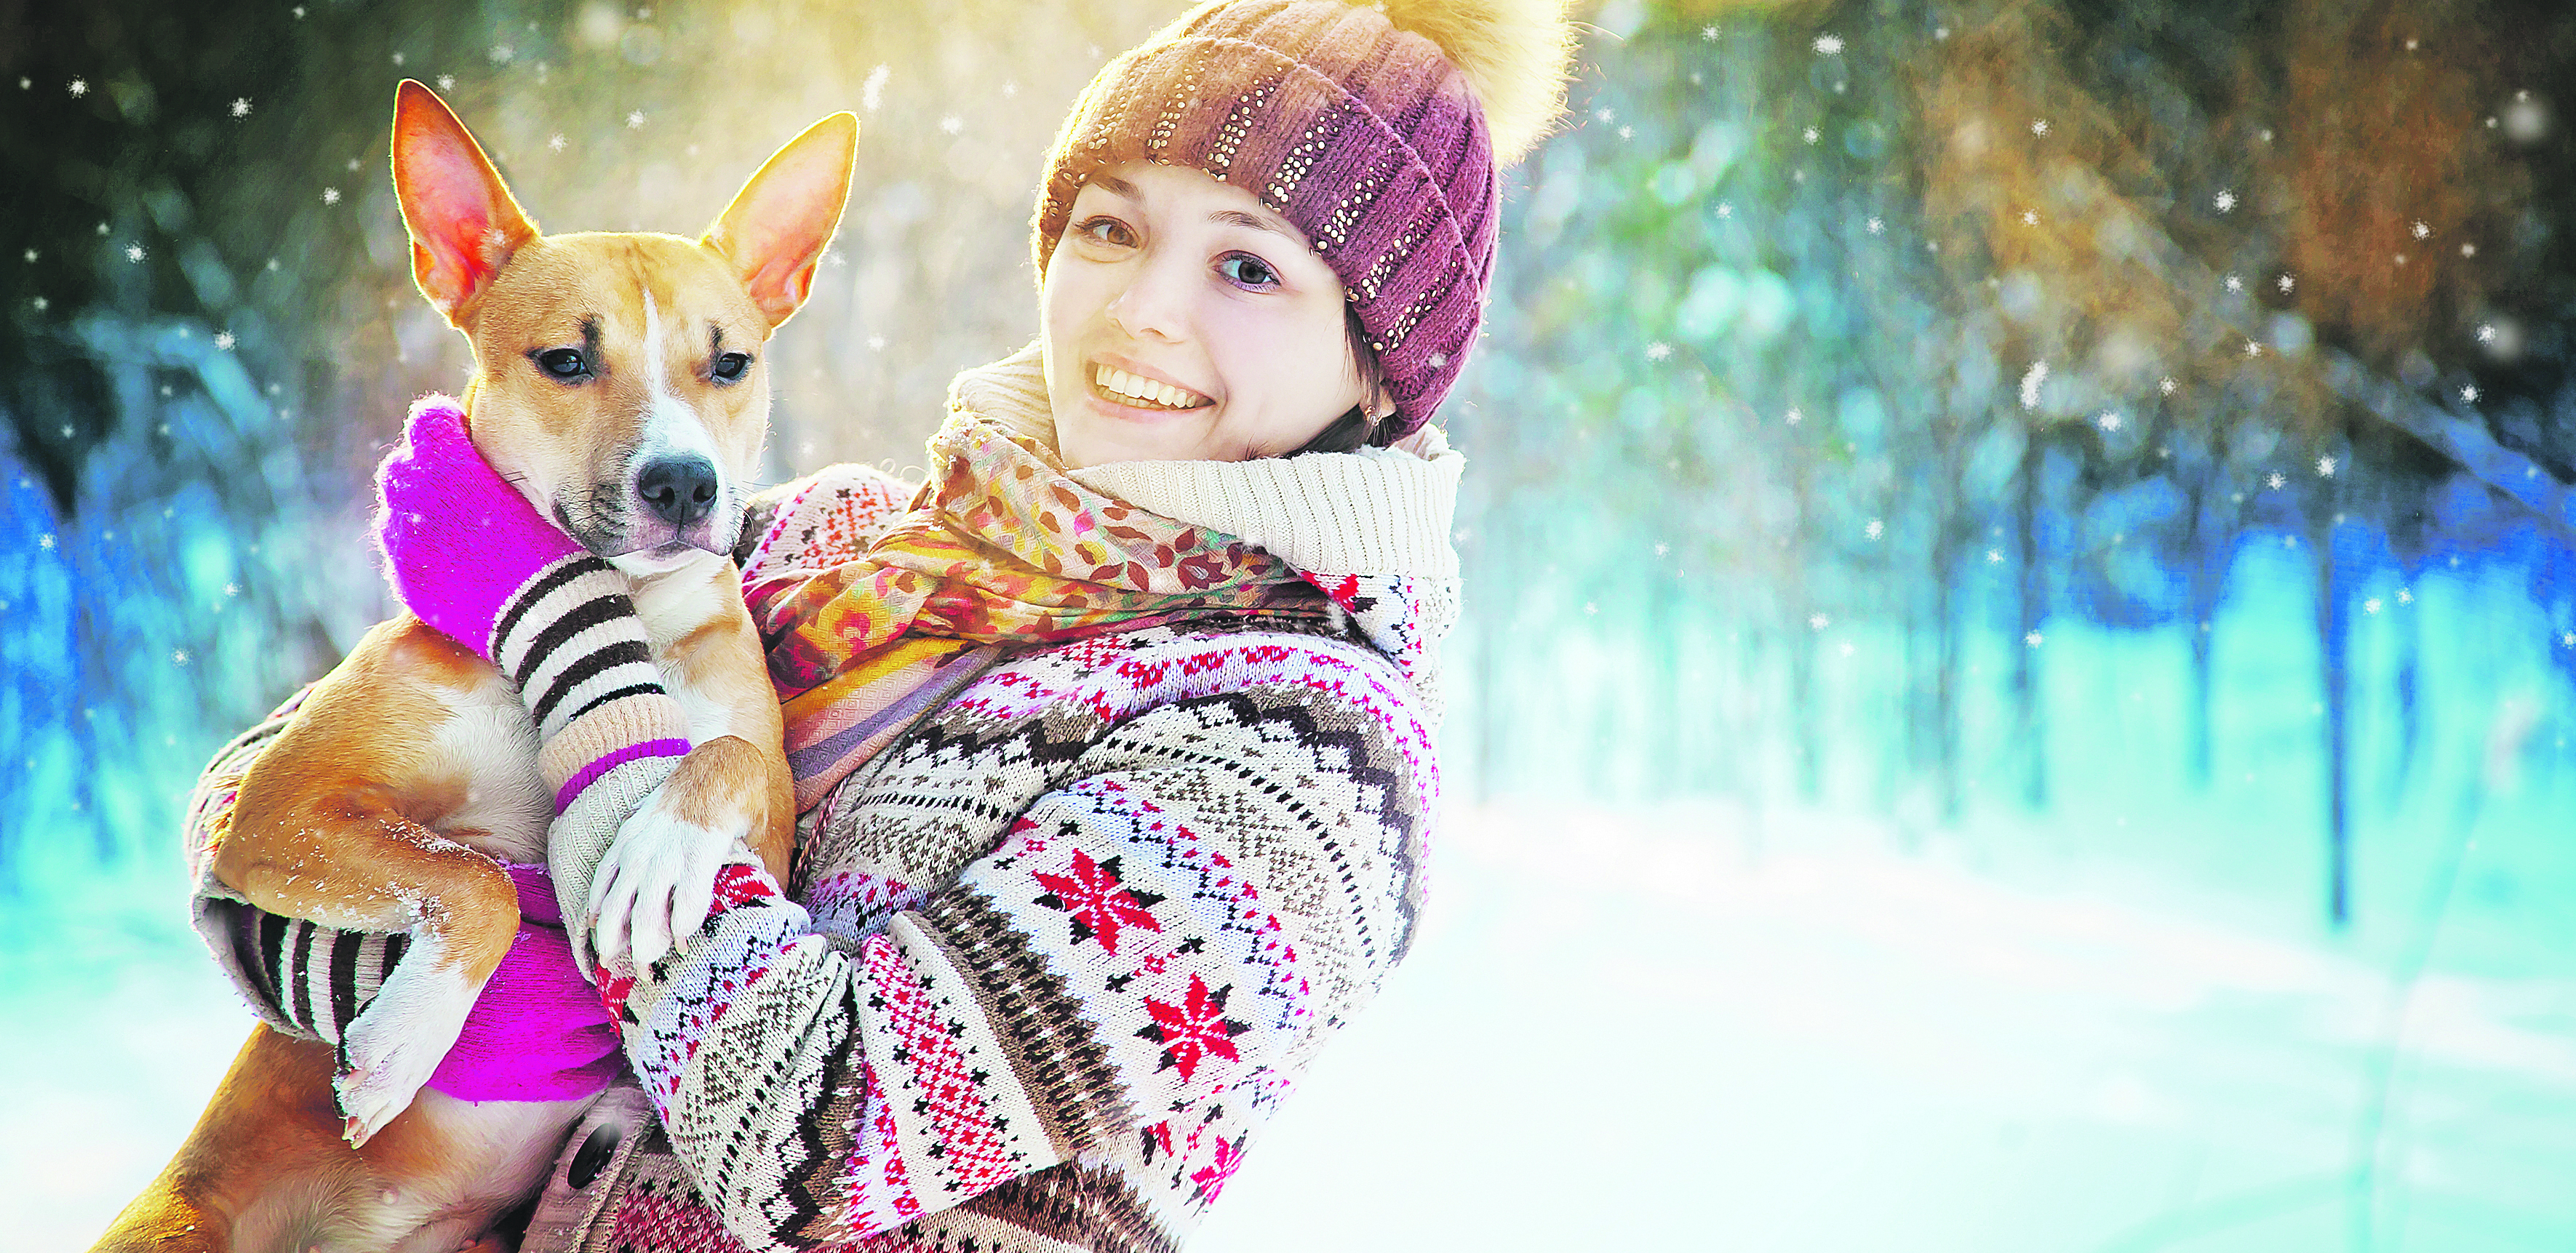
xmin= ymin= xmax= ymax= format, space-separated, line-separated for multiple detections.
xmin=744 ymin=393 xmax=1331 ymax=810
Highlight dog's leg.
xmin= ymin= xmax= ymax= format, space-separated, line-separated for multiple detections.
xmin=591 ymin=561 xmax=794 ymax=972
xmin=219 ymin=620 xmax=527 ymax=1145
xmin=90 ymin=1028 xmax=346 ymax=1253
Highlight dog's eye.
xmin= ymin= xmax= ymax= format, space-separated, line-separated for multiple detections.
xmin=711 ymin=352 xmax=753 ymax=384
xmin=535 ymin=348 xmax=589 ymax=380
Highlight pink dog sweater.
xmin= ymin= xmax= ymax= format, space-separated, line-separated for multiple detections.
xmin=425 ymin=861 xmax=624 ymax=1102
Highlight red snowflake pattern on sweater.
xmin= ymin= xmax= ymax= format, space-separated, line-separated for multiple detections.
xmin=1030 ymin=846 xmax=1165 ymax=956
xmin=1137 ymin=972 xmax=1249 ymax=1082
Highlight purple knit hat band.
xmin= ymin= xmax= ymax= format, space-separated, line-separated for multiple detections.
xmin=1033 ymin=0 xmax=1500 ymax=437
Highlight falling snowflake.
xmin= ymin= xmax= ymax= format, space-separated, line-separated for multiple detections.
xmin=548 ymin=132 xmax=568 ymax=152
xmin=172 ymin=649 xmax=190 ymax=665
xmin=1618 ymin=125 xmax=1633 ymax=141
xmin=2244 ymin=340 xmax=2263 ymax=357
xmin=1986 ymin=548 xmax=2003 ymax=564
xmin=1813 ymin=33 xmax=1845 ymax=55
xmin=1803 ymin=126 xmax=1819 ymax=145
xmin=940 ymin=115 xmax=964 ymax=135
xmin=2277 ymin=273 xmax=2295 ymax=294
xmin=1645 ymin=341 xmax=1672 ymax=361
xmin=1809 ymin=612 xmax=1831 ymax=630
xmin=2460 ymin=243 xmax=2477 ymax=257
xmin=1701 ymin=24 xmax=1718 ymax=41
xmin=2212 ymin=188 xmax=2237 ymax=213
xmin=392 ymin=52 xmax=406 ymax=66
xmin=230 ymin=97 xmax=252 ymax=118
xmin=866 ymin=335 xmax=886 ymax=351
xmin=2397 ymin=588 xmax=2412 ymax=604
xmin=321 ymin=187 xmax=340 ymax=205
xmin=223 ymin=582 xmax=240 ymax=597
xmin=2476 ymin=324 xmax=2497 ymax=343
xmin=214 ymin=330 xmax=235 ymax=351
xmin=862 ymin=64 xmax=889 ymax=111
xmin=1865 ymin=216 xmax=1884 ymax=234
xmin=68 ymin=78 xmax=88 ymax=97
xmin=1866 ymin=519 xmax=1884 ymax=540
xmin=626 ymin=110 xmax=645 ymax=129
xmin=1595 ymin=107 xmax=1615 ymax=124
xmin=1654 ymin=543 xmax=1670 ymax=557
xmin=20 ymin=249 xmax=32 ymax=263
xmin=2410 ymin=220 xmax=2431 ymax=240
xmin=1935 ymin=25 xmax=1950 ymax=39
xmin=2097 ymin=412 xmax=2122 ymax=431
xmin=437 ymin=74 xmax=457 ymax=91
xmin=28 ymin=297 xmax=45 ymax=312
xmin=2266 ymin=472 xmax=2286 ymax=489
xmin=2030 ymin=119 xmax=2050 ymax=136
xmin=2224 ymin=273 xmax=2243 ymax=292
xmin=2563 ymin=630 xmax=2576 ymax=649
xmin=2460 ymin=385 xmax=2479 ymax=403
xmin=1715 ymin=202 xmax=1733 ymax=218
xmin=2158 ymin=376 xmax=2178 ymax=396
xmin=2020 ymin=209 xmax=2040 ymax=226
xmin=489 ymin=44 xmax=515 ymax=64
xmin=2316 ymin=455 xmax=2337 ymax=477
xmin=2019 ymin=361 xmax=2048 ymax=410
xmin=2364 ymin=598 xmax=2382 ymax=615
xmin=1785 ymin=407 xmax=1804 ymax=425
xmin=125 ymin=244 xmax=145 ymax=263
xmin=2024 ymin=630 xmax=2044 ymax=647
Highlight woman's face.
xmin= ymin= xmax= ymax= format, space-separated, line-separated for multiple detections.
xmin=1042 ymin=161 xmax=1369 ymax=468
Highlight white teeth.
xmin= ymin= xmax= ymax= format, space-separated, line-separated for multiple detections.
xmin=1093 ymin=363 xmax=1205 ymax=409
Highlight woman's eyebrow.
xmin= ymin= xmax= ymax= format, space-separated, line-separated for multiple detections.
xmin=1210 ymin=208 xmax=1297 ymax=241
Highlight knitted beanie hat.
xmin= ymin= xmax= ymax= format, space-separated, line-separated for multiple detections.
xmin=1033 ymin=0 xmax=1574 ymax=438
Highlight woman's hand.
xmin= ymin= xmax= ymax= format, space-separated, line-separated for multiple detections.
xmin=375 ymin=397 xmax=587 ymax=659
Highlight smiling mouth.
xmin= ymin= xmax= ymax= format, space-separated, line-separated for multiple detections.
xmin=1090 ymin=362 xmax=1213 ymax=412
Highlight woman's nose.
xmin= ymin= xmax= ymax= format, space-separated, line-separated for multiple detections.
xmin=1105 ymin=255 xmax=1190 ymax=343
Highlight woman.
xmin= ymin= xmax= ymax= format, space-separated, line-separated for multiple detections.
xmin=186 ymin=0 xmax=1571 ymax=1246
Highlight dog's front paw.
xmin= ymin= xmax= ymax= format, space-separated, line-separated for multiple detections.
xmin=589 ymin=783 xmax=751 ymax=977
xmin=335 ymin=942 xmax=482 ymax=1145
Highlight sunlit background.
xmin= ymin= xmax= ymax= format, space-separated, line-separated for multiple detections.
xmin=7 ymin=0 xmax=2576 ymax=1249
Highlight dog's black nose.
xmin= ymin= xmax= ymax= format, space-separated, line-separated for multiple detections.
xmin=637 ymin=456 xmax=719 ymax=527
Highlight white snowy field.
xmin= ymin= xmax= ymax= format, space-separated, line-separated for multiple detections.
xmin=14 ymin=798 xmax=2576 ymax=1252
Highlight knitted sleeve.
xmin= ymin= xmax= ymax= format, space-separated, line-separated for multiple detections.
xmin=600 ymin=677 xmax=1430 ymax=1248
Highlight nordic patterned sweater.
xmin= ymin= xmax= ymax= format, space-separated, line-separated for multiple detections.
xmin=184 ymin=346 xmax=1463 ymax=1252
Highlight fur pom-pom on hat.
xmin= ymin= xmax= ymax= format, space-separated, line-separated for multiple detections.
xmin=1033 ymin=0 xmax=1578 ymax=438
xmin=1368 ymin=0 xmax=1577 ymax=165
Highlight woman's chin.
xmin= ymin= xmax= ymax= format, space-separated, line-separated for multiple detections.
xmin=1058 ymin=395 xmax=1218 ymax=466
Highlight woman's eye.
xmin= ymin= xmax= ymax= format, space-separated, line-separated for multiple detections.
xmin=535 ymin=348 xmax=589 ymax=380
xmin=1219 ymin=253 xmax=1280 ymax=289
xmin=1076 ymin=216 xmax=1136 ymax=248
xmin=711 ymin=351 xmax=753 ymax=383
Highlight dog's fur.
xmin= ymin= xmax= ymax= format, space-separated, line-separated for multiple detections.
xmin=91 ymin=82 xmax=856 ymax=1253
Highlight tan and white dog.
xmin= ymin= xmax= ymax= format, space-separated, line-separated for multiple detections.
xmin=92 ymin=81 xmax=854 ymax=1253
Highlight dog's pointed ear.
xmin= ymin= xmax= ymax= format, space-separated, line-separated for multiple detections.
xmin=391 ymin=80 xmax=539 ymax=327
xmin=702 ymin=112 xmax=858 ymax=330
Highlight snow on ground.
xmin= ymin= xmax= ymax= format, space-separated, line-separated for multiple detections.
xmin=15 ymin=800 xmax=2576 ymax=1251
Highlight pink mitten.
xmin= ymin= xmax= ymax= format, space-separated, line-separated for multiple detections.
xmin=375 ymin=395 xmax=586 ymax=659
xmin=425 ymin=862 xmax=624 ymax=1102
